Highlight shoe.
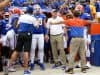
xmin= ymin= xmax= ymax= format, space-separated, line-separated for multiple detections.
xmin=30 ymin=63 xmax=35 ymax=71
xmin=65 ymin=68 xmax=74 ymax=74
xmin=24 ymin=70 xmax=31 ymax=75
xmin=81 ymin=68 xmax=87 ymax=73
xmin=8 ymin=66 xmax=16 ymax=72
xmin=75 ymin=62 xmax=81 ymax=68
xmin=52 ymin=62 xmax=62 ymax=69
xmin=85 ymin=62 xmax=91 ymax=69
xmin=38 ymin=63 xmax=45 ymax=70
xmin=61 ymin=65 xmax=66 ymax=70
xmin=75 ymin=65 xmax=81 ymax=68
xmin=84 ymin=66 xmax=90 ymax=69
xmin=3 ymin=66 xmax=9 ymax=75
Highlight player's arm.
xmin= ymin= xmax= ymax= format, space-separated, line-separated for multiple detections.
xmin=16 ymin=23 xmax=19 ymax=29
xmin=0 ymin=0 xmax=11 ymax=11
xmin=16 ymin=16 xmax=21 ymax=28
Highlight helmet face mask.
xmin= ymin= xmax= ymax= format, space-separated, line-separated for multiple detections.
xmin=35 ymin=8 xmax=40 ymax=13
xmin=4 ymin=12 xmax=10 ymax=21
xmin=4 ymin=15 xmax=9 ymax=19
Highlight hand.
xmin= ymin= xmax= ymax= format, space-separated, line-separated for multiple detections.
xmin=44 ymin=34 xmax=49 ymax=42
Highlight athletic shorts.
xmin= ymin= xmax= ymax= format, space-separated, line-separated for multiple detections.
xmin=15 ymin=32 xmax=32 ymax=52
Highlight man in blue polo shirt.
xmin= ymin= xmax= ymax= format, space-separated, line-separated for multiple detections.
xmin=65 ymin=10 xmax=90 ymax=74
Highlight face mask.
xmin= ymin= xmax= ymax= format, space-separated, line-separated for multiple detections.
xmin=5 ymin=18 xmax=9 ymax=21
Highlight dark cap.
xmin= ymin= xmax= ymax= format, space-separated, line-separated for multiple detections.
xmin=26 ymin=6 xmax=33 ymax=14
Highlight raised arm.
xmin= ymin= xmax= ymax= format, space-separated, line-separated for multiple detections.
xmin=0 ymin=0 xmax=11 ymax=11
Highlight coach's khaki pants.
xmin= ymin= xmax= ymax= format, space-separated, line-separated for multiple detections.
xmin=50 ymin=34 xmax=66 ymax=65
xmin=68 ymin=38 xmax=86 ymax=69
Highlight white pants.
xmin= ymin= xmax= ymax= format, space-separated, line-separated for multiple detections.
xmin=1 ymin=29 xmax=16 ymax=50
xmin=30 ymin=34 xmax=44 ymax=63
xmin=63 ymin=36 xmax=67 ymax=48
xmin=85 ymin=34 xmax=91 ymax=57
xmin=84 ymin=27 xmax=91 ymax=57
xmin=1 ymin=35 xmax=8 ymax=46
